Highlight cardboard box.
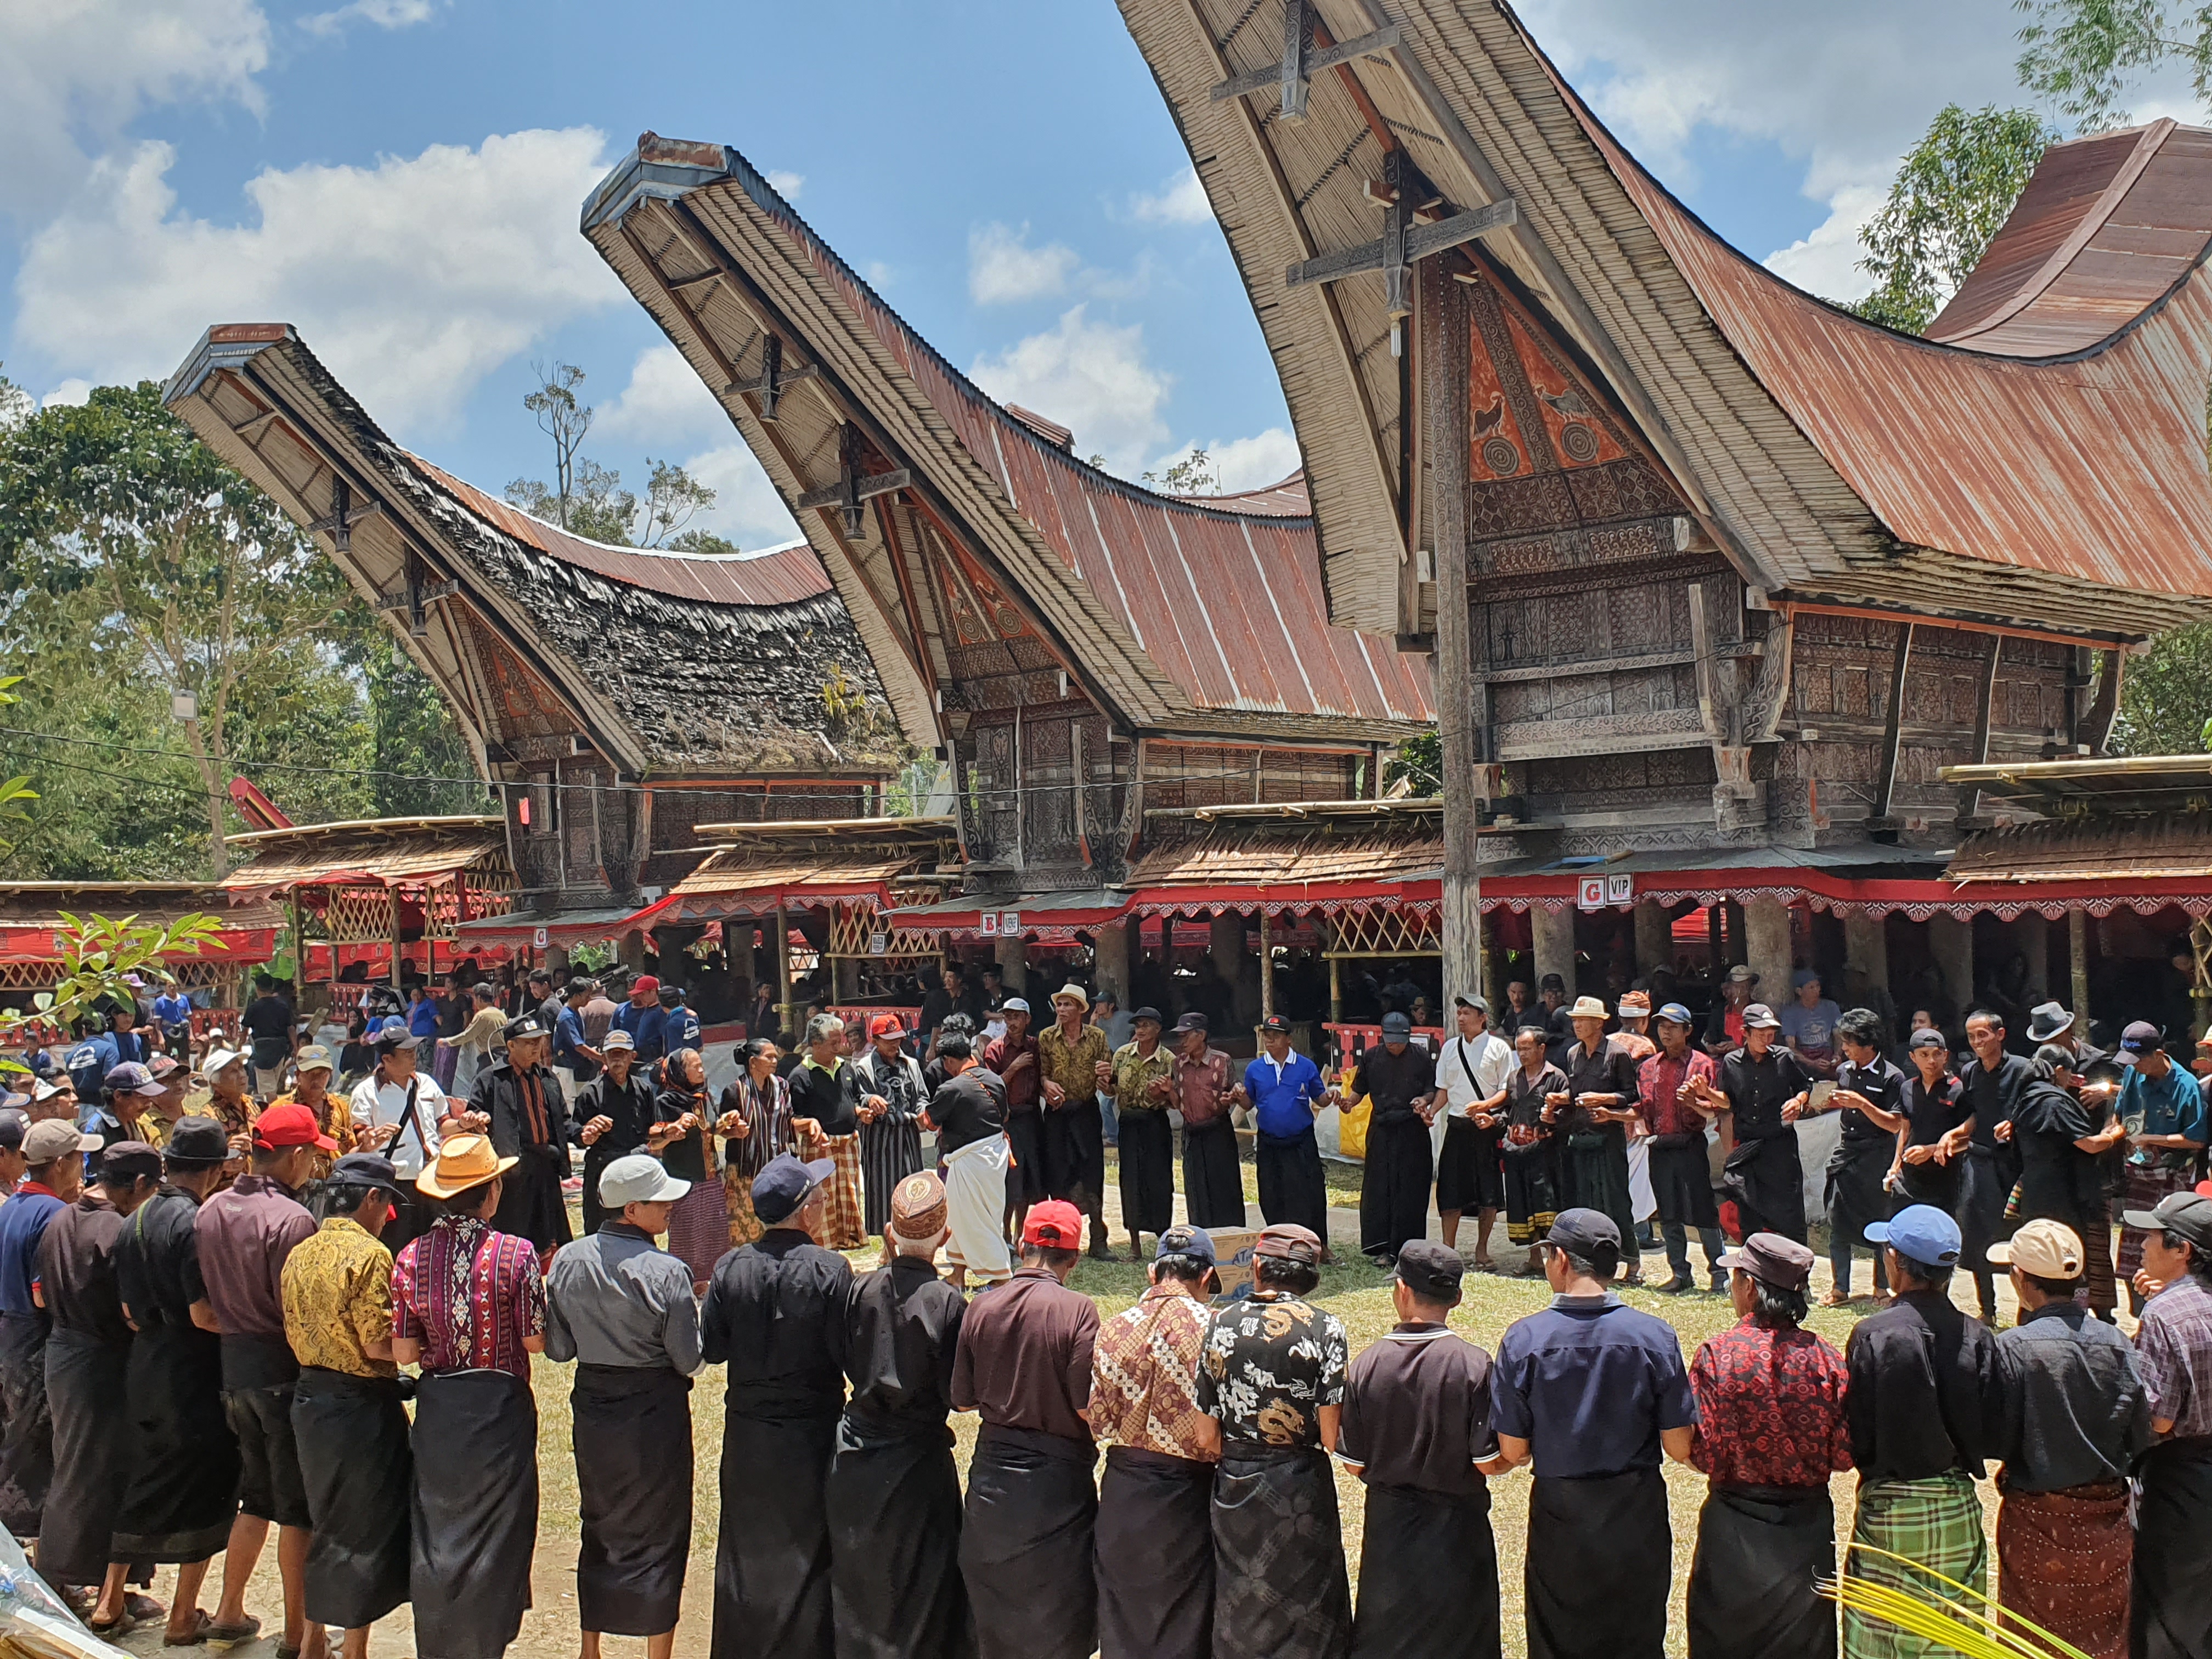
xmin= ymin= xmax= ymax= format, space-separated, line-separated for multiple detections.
xmin=1205 ymin=1226 xmax=1259 ymax=1300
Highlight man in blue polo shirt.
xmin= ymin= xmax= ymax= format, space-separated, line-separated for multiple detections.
xmin=1242 ymin=1014 xmax=1330 ymax=1244
xmin=612 ymin=975 xmax=668 ymax=1065
xmin=657 ymin=984 xmax=701 ymax=1054
xmin=1489 ymin=1207 xmax=1696 ymax=1659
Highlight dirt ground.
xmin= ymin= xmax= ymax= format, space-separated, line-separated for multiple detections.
xmin=98 ymin=1140 xmax=2074 ymax=1659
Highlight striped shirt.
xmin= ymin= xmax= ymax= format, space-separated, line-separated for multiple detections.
xmin=2137 ymin=1273 xmax=2212 ymax=1438
xmin=391 ymin=1215 xmax=545 ymax=1379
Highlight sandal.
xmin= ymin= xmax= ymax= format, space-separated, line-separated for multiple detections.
xmin=1818 ymin=1289 xmax=1853 ymax=1309
xmin=204 ymin=1615 xmax=261 ymax=1644
xmin=165 ymin=1611 xmax=213 ymax=1647
xmin=88 ymin=1612 xmax=135 ymax=1639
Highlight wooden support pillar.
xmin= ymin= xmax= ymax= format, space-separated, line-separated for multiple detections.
xmin=994 ymin=932 xmax=1028 ymax=995
xmin=1929 ymin=913 xmax=1974 ymax=1024
xmin=1632 ymin=900 xmax=1672 ymax=980
xmin=1843 ymin=913 xmax=1890 ymax=1008
xmin=2069 ymin=909 xmax=2091 ymax=1040
xmin=1324 ymin=918 xmax=1343 ymax=1024
xmin=2015 ymin=915 xmax=2050 ymax=1000
xmin=1093 ymin=915 xmax=1130 ymax=1006
xmin=1423 ymin=257 xmax=1483 ymax=1004
xmin=1210 ymin=912 xmax=1249 ymax=1028
xmin=832 ymin=956 xmax=859 ymax=1001
xmin=387 ymin=890 xmax=404 ymax=992
xmin=1258 ymin=909 xmax=1275 ymax=1027
xmin=1532 ymin=904 xmax=1577 ymax=997
xmin=1745 ymin=898 xmax=1793 ymax=1008
xmin=774 ymin=904 xmax=793 ymax=1038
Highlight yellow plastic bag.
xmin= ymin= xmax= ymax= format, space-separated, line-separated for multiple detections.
xmin=1337 ymin=1093 xmax=1373 ymax=1161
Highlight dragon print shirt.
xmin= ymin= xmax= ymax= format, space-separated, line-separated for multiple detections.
xmin=1197 ymin=1290 xmax=1348 ymax=1450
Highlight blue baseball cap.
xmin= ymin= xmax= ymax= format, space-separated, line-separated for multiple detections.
xmin=752 ymin=1152 xmax=837 ymax=1225
xmin=1866 ymin=1204 xmax=1961 ymax=1268
xmin=1655 ymin=1002 xmax=1695 ymax=1027
xmin=1155 ymin=1223 xmax=1215 ymax=1265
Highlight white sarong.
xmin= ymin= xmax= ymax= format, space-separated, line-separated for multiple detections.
xmin=1627 ymin=1131 xmax=1657 ymax=1223
xmin=943 ymin=1131 xmax=1012 ymax=1284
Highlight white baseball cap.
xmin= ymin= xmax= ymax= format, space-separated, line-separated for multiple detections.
xmin=598 ymin=1154 xmax=690 ymax=1209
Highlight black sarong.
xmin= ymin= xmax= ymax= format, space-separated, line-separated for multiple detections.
xmin=1824 ymin=1141 xmax=1892 ymax=1254
xmin=1096 ymin=1445 xmax=1213 ymax=1659
xmin=1046 ymin=1098 xmax=1105 ymax=1207
xmin=1957 ymin=1147 xmax=2009 ymax=1279
xmin=1649 ymin=1136 xmax=1719 ymax=1228
xmin=714 ymin=1412 xmax=837 ymax=1659
xmin=410 ymin=1368 xmax=538 ymax=1659
xmin=573 ymin=1364 xmax=692 ymax=1637
xmin=1006 ymin=1113 xmax=1050 ymax=1208
xmin=961 ymin=1424 xmax=1096 ymax=1659
xmin=1722 ymin=1131 xmax=1807 ymax=1244
xmin=492 ymin=1143 xmax=571 ymax=1253
xmin=112 ymin=1322 xmax=238 ymax=1563
xmin=0 ymin=1313 xmax=51 ymax=1539
xmin=1503 ymin=1143 xmax=1561 ymax=1246
xmin=1182 ymin=1119 xmax=1245 ymax=1230
xmin=1526 ymin=1468 xmax=1669 ymax=1659
xmin=1257 ymin=1127 xmax=1330 ymax=1239
xmin=38 ymin=1329 xmax=133 ymax=1584
xmin=1562 ymin=1127 xmax=1637 ymax=1257
xmin=1358 ymin=1116 xmax=1432 ymax=1262
xmin=827 ymin=1420 xmax=971 ymax=1659
xmin=292 ymin=1366 xmax=410 ymax=1630
xmin=1214 ymin=1442 xmax=1351 ymax=1659
xmin=1436 ymin=1119 xmax=1505 ymax=1215
xmin=1687 ymin=1485 xmax=1834 ymax=1659
xmin=1118 ymin=1110 xmax=1175 ymax=1238
xmin=2131 ymin=1437 xmax=2212 ymax=1659
xmin=1352 ymin=1483 xmax=1500 ymax=1659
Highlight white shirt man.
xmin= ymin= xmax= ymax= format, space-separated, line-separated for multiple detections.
xmin=1434 ymin=1001 xmax=1515 ymax=1131
xmin=347 ymin=1031 xmax=448 ymax=1180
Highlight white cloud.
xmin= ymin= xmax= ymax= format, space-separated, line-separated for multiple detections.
xmin=596 ymin=344 xmax=726 ymax=444
xmin=0 ymin=0 xmax=268 ymax=221
xmin=1763 ymin=184 xmax=1883 ymax=301
xmin=40 ymin=379 xmax=92 ymax=409
xmin=301 ymin=0 xmax=432 ymax=34
xmin=862 ymin=261 xmax=896 ymax=290
xmin=968 ymin=306 xmax=1171 ymax=477
xmin=1147 ymin=427 xmax=1303 ymax=494
xmin=1129 ymin=165 xmax=1212 ymax=226
xmin=968 ymin=222 xmax=1082 ymax=306
xmin=765 ymin=170 xmax=805 ymax=201
xmin=680 ymin=442 xmax=802 ymax=550
xmin=12 ymin=128 xmax=627 ymax=433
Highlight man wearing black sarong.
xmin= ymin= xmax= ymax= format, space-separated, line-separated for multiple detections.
xmin=1695 ymin=1005 xmax=1813 ymax=1244
xmin=112 ymin=1116 xmax=243 ymax=1646
xmin=1341 ymin=1240 xmax=1506 ymax=1659
xmin=1959 ymin=1009 xmax=2034 ymax=1323
xmin=572 ymin=1030 xmax=657 ymax=1236
xmin=281 ymin=1154 xmax=411 ymax=1659
xmin=471 ymin=1018 xmax=572 ymax=1262
xmin=0 ymin=1118 xmax=96 ymax=1543
xmin=546 ymin=1154 xmax=704 ymax=1659
xmin=952 ymin=1199 xmax=1099 ymax=1659
xmin=392 ymin=1133 xmax=549 ymax=1659
xmin=1199 ymin=1221 xmax=1351 ymax=1659
xmin=1491 ymin=1209 xmax=1696 ymax=1659
xmin=700 ymin=1152 xmax=850 ymax=1659
xmin=1686 ymin=1233 xmax=1851 ymax=1659
xmin=1086 ymin=1224 xmax=1221 ymax=1659
xmin=829 ymin=1170 xmax=971 ymax=1659
xmin=1815 ymin=1010 xmax=1907 ymax=1305
xmin=1100 ymin=1008 xmax=1175 ymax=1256
xmin=38 ymin=1141 xmax=161 ymax=1635
xmin=2004 ymin=1048 xmax=2127 ymax=1321
xmin=1555 ymin=997 xmax=1643 ymax=1283
xmin=1341 ymin=1012 xmax=1438 ymax=1265
xmin=1170 ymin=1015 xmax=1244 ymax=1231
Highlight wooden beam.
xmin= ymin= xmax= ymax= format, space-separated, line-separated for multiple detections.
xmin=1286 ymin=198 xmax=1519 ymax=309
xmin=1209 ymin=20 xmax=1402 ymax=103
xmin=2079 ymin=647 xmax=2125 ymax=755
xmin=1868 ymin=623 xmax=1916 ymax=826
xmin=1955 ymin=633 xmax=2003 ymax=823
xmin=1423 ymin=258 xmax=1481 ymax=1002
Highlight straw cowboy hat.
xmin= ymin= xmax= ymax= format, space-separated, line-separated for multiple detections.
xmin=1568 ymin=996 xmax=1610 ymax=1020
xmin=415 ymin=1132 xmax=517 ymax=1199
xmin=1049 ymin=983 xmax=1090 ymax=1008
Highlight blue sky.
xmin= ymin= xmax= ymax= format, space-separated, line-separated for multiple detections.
xmin=1 ymin=0 xmax=2179 ymax=550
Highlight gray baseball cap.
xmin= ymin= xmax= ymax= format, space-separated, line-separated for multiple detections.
xmin=599 ymin=1154 xmax=690 ymax=1209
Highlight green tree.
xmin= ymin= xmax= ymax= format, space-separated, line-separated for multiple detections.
xmin=2015 ymin=0 xmax=2212 ymax=130
xmin=505 ymin=365 xmax=721 ymax=549
xmin=2110 ymin=628 xmax=2212 ymax=753
xmin=1384 ymin=730 xmax=1441 ymax=794
xmin=516 ymin=359 xmax=594 ymax=531
xmin=1852 ymin=104 xmax=2055 ymax=332
xmin=1142 ymin=447 xmax=1218 ymax=494
xmin=0 ymin=382 xmax=353 ymax=874
xmin=637 ymin=458 xmax=716 ymax=547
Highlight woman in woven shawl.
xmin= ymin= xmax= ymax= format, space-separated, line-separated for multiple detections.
xmin=652 ymin=1047 xmax=729 ymax=1292
xmin=718 ymin=1039 xmax=827 ymax=1248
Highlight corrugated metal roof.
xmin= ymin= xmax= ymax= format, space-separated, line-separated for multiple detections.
xmin=581 ymin=140 xmax=1432 ymax=734
xmin=411 ymin=459 xmax=833 ymax=608
xmin=1176 ymin=472 xmax=1313 ymax=517
xmin=1929 ymin=121 xmax=2212 ymax=356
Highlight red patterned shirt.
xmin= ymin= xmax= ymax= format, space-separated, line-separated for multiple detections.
xmin=1638 ymin=1048 xmax=1718 ymax=1139
xmin=1689 ymin=1316 xmax=1853 ymax=1489
xmin=391 ymin=1215 xmax=546 ymax=1379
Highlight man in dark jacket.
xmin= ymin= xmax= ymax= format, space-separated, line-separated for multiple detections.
xmin=469 ymin=1018 xmax=572 ymax=1259
xmin=570 ymin=1030 xmax=659 ymax=1236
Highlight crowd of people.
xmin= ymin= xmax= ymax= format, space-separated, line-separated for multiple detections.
xmin=0 ymin=959 xmax=2206 ymax=1659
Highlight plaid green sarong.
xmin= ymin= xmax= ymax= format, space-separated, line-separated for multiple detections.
xmin=1843 ymin=1472 xmax=1989 ymax=1659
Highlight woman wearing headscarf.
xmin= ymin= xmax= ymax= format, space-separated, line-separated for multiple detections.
xmin=653 ymin=1048 xmax=729 ymax=1293
xmin=720 ymin=1041 xmax=829 ymax=1249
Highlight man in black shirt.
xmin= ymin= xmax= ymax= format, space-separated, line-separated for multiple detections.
xmin=1534 ymin=974 xmax=1571 ymax=1068
xmin=2005 ymin=1047 xmax=2127 ymax=1323
xmin=572 ymin=1030 xmax=658 ymax=1235
xmin=828 ymin=1171 xmax=970 ymax=1659
xmin=1693 ymin=1005 xmax=1813 ymax=1244
xmin=240 ymin=978 xmax=295 ymax=1100
xmin=1338 ymin=1013 xmax=1437 ymax=1265
xmin=1820 ymin=1008 xmax=1908 ymax=1305
xmin=926 ymin=1035 xmax=1011 ymax=1289
xmin=699 ymin=1153 xmax=851 ymax=1659
xmin=472 ymin=1018 xmax=572 ymax=1259
xmin=1844 ymin=1204 xmax=2008 ymax=1654
xmin=1339 ymin=1240 xmax=1508 ymax=1659
xmin=1960 ymin=1009 xmax=2036 ymax=1323
xmin=1554 ymin=997 xmax=1641 ymax=1283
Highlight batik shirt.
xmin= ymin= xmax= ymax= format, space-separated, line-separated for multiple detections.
xmin=1197 ymin=1290 xmax=1348 ymax=1449
xmin=1087 ymin=1283 xmax=1217 ymax=1461
xmin=1172 ymin=1047 xmax=1237 ymax=1129
xmin=281 ymin=1216 xmax=397 ymax=1380
xmin=1688 ymin=1316 xmax=1853 ymax=1488
xmin=1037 ymin=1023 xmax=1111 ymax=1107
xmin=391 ymin=1214 xmax=545 ymax=1379
xmin=1106 ymin=1042 xmax=1176 ymax=1115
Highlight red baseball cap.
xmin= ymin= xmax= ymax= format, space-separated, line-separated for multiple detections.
xmin=632 ymin=975 xmax=661 ymax=996
xmin=253 ymin=1101 xmax=338 ymax=1153
xmin=868 ymin=1013 xmax=909 ymax=1040
xmin=1021 ymin=1200 xmax=1084 ymax=1250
